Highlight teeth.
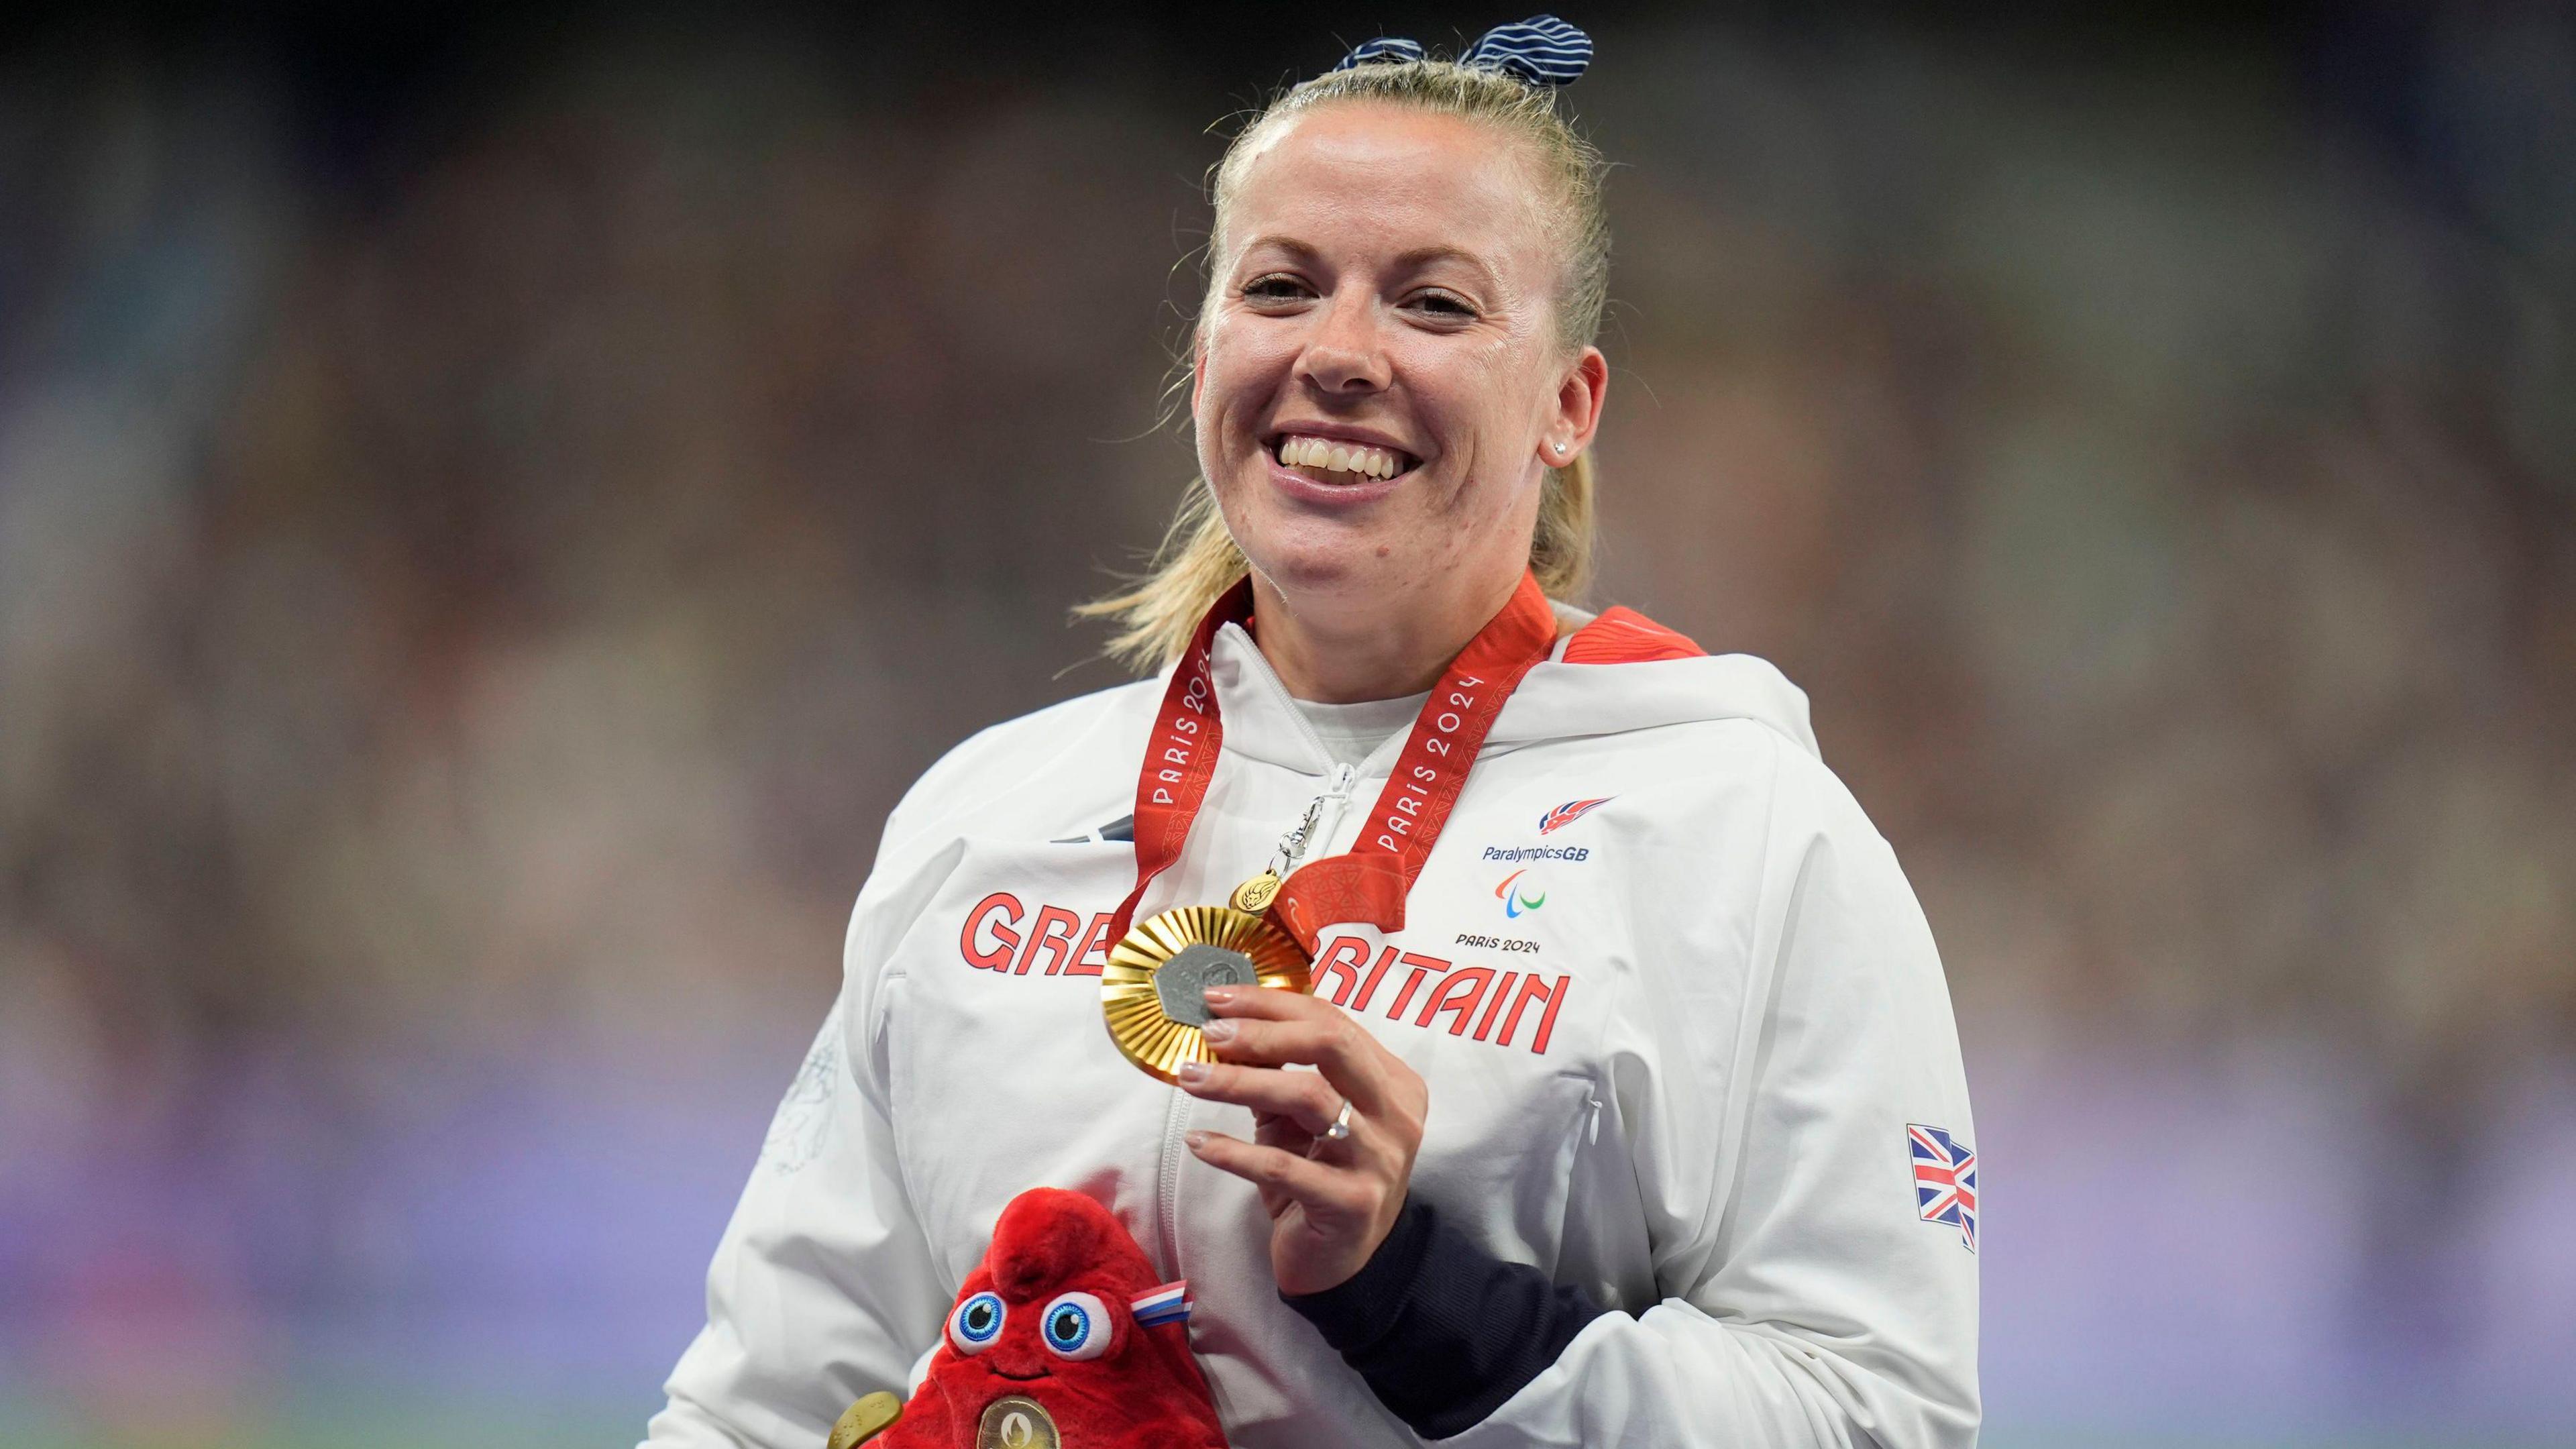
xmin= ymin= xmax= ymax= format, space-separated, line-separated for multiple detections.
xmin=1276 ymin=434 xmax=1406 ymax=480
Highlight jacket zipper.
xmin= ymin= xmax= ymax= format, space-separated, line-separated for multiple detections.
xmin=1152 ymin=759 xmax=1361 ymax=1276
xmin=1155 ymin=642 xmax=1364 ymax=1277
xmin=1156 ymin=1081 xmax=1192 ymax=1277
xmin=1305 ymin=763 xmax=1360 ymax=865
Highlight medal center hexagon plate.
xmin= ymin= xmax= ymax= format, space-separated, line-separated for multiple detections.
xmin=1101 ymin=905 xmax=1313 ymax=1081
xmin=1155 ymin=943 xmax=1257 ymax=1026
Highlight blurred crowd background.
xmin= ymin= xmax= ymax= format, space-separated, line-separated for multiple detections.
xmin=3 ymin=4 xmax=2571 ymax=1446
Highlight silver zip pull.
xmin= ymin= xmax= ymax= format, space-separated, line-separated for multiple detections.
xmin=1302 ymin=763 xmax=1360 ymax=867
xmin=1271 ymin=765 xmax=1358 ymax=875
xmin=1271 ymin=793 xmax=1328 ymax=875
xmin=1236 ymin=764 xmax=1363 ymax=915
xmin=1233 ymin=786 xmax=1326 ymax=914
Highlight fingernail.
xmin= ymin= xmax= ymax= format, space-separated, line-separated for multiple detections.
xmin=1201 ymin=1019 xmax=1237 ymax=1043
xmin=1184 ymin=1130 xmax=1209 ymax=1151
xmin=1176 ymin=1060 xmax=1210 ymax=1083
xmin=1201 ymin=985 xmax=1236 ymax=1006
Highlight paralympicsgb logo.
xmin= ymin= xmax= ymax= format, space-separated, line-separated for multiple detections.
xmin=1538 ymin=797 xmax=1613 ymax=834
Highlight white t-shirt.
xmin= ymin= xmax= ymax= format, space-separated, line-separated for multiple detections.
xmin=1291 ymin=691 xmax=1431 ymax=769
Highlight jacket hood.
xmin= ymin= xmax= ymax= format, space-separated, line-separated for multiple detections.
xmin=1203 ymin=616 xmax=1817 ymax=776
xmin=1486 ymin=650 xmax=1817 ymax=759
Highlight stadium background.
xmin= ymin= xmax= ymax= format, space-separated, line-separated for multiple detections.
xmin=3 ymin=4 xmax=2571 ymax=1445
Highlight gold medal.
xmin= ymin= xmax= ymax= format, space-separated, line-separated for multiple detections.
xmin=1102 ymin=904 xmax=1310 ymax=1081
xmin=1230 ymin=870 xmax=1283 ymax=914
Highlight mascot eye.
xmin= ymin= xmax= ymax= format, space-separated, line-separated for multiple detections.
xmin=1038 ymin=1291 xmax=1110 ymax=1360
xmin=948 ymin=1291 xmax=1007 ymax=1354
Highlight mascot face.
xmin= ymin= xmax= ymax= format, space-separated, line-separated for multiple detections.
xmin=942 ymin=1271 xmax=1128 ymax=1386
xmin=879 ymin=1189 xmax=1224 ymax=1449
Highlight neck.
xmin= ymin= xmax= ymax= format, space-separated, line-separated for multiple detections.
xmin=1248 ymin=568 xmax=1530 ymax=703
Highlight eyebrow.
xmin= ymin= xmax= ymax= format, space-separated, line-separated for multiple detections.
xmin=1237 ymin=236 xmax=1503 ymax=289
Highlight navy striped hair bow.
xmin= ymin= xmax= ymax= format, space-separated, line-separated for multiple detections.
xmin=1330 ymin=15 xmax=1593 ymax=88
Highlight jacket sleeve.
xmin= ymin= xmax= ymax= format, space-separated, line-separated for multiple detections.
xmin=641 ymin=829 xmax=961 ymax=1448
xmin=1452 ymin=733 xmax=1982 ymax=1449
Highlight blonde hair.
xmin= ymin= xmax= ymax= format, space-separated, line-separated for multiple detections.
xmin=1079 ymin=58 xmax=1612 ymax=671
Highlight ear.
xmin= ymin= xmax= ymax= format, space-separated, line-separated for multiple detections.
xmin=1540 ymin=346 xmax=1609 ymax=466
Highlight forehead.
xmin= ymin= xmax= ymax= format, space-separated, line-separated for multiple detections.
xmin=1223 ymin=102 xmax=1554 ymax=274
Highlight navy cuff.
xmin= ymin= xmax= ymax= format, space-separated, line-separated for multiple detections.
xmin=1283 ymin=1197 xmax=1611 ymax=1439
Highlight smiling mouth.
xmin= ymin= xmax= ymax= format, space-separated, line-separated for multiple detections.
xmin=989 ymin=1365 xmax=1052 ymax=1382
xmin=1269 ymin=433 xmax=1419 ymax=486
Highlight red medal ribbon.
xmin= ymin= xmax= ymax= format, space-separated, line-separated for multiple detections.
xmin=1108 ymin=570 xmax=1560 ymax=954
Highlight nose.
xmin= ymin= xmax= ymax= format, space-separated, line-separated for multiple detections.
xmin=1294 ymin=290 xmax=1391 ymax=396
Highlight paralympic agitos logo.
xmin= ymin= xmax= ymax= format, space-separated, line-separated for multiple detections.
xmin=1495 ymin=868 xmax=1546 ymax=919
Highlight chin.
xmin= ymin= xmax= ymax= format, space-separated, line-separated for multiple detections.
xmin=1250 ymin=543 xmax=1376 ymax=597
xmin=1221 ymin=488 xmax=1368 ymax=579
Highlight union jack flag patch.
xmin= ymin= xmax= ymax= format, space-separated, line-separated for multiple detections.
xmin=1909 ymin=1124 xmax=1977 ymax=1252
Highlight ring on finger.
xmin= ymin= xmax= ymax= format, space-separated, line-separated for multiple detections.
xmin=1323 ymin=1097 xmax=1354 ymax=1141
xmin=1306 ymin=1100 xmax=1356 ymax=1161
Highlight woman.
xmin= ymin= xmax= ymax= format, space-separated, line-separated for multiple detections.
xmin=645 ymin=21 xmax=1978 ymax=1449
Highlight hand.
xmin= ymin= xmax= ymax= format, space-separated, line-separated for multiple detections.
xmin=1177 ymin=985 xmax=1428 ymax=1297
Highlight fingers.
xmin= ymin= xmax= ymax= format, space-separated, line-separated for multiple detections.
xmin=1187 ymin=989 xmax=1425 ymax=1297
xmin=1175 ymin=1057 xmax=1344 ymax=1136
xmin=1200 ymin=983 xmax=1334 ymax=1025
xmin=1184 ymin=1128 xmax=1375 ymax=1220
xmin=1200 ymin=986 xmax=1406 ymax=1120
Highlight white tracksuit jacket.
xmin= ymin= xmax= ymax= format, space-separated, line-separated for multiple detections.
xmin=643 ymin=612 xmax=1980 ymax=1448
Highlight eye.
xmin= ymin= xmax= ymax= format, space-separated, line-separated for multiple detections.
xmin=1038 ymin=1291 xmax=1111 ymax=1360
xmin=948 ymin=1291 xmax=1006 ymax=1354
xmin=1240 ymin=274 xmax=1312 ymax=305
xmin=1404 ymin=288 xmax=1478 ymax=321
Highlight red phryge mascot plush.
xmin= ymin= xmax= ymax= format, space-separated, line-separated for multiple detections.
xmin=830 ymin=1188 xmax=1228 ymax=1449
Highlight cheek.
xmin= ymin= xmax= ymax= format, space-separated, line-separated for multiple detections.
xmin=1195 ymin=317 xmax=1292 ymax=421
xmin=1411 ymin=337 xmax=1522 ymax=453
xmin=1421 ymin=358 xmax=1530 ymax=500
